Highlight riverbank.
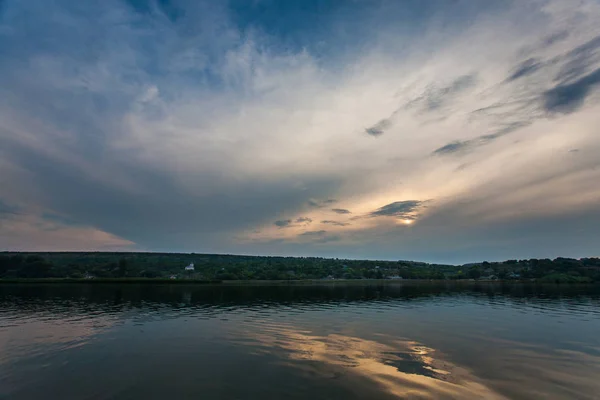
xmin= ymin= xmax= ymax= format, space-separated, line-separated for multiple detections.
xmin=0 ymin=278 xmax=597 ymax=285
xmin=0 ymin=278 xmax=222 ymax=284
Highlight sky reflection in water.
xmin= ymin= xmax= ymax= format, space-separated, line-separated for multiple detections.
xmin=0 ymin=282 xmax=599 ymax=399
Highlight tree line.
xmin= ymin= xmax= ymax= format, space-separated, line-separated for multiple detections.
xmin=0 ymin=252 xmax=599 ymax=282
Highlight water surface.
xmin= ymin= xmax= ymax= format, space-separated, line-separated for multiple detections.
xmin=1 ymin=282 xmax=599 ymax=399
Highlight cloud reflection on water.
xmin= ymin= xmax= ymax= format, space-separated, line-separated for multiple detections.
xmin=239 ymin=323 xmax=506 ymax=399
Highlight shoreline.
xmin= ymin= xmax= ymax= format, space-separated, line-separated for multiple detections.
xmin=0 ymin=278 xmax=596 ymax=285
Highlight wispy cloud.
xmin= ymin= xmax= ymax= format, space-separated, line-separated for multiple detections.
xmin=365 ymin=119 xmax=392 ymax=137
xmin=332 ymin=208 xmax=352 ymax=214
xmin=308 ymin=199 xmax=338 ymax=208
xmin=543 ymin=68 xmax=600 ymax=114
xmin=433 ymin=121 xmax=531 ymax=156
xmin=406 ymin=74 xmax=477 ymax=113
xmin=369 ymin=200 xmax=426 ymax=219
xmin=506 ymin=58 xmax=543 ymax=82
xmin=299 ymin=230 xmax=327 ymax=237
xmin=296 ymin=217 xmax=313 ymax=225
xmin=321 ymin=220 xmax=350 ymax=227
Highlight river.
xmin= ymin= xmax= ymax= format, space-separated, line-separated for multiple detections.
xmin=1 ymin=282 xmax=599 ymax=399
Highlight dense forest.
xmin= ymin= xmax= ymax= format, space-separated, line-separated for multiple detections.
xmin=0 ymin=252 xmax=599 ymax=283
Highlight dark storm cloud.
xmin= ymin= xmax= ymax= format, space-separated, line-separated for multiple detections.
xmin=321 ymin=220 xmax=349 ymax=226
xmin=543 ymin=68 xmax=600 ymax=114
xmin=507 ymin=58 xmax=542 ymax=81
xmin=369 ymin=200 xmax=424 ymax=218
xmin=332 ymin=208 xmax=351 ymax=214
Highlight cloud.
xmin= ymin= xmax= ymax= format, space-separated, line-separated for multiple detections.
xmin=406 ymin=74 xmax=477 ymax=113
xmin=543 ymin=68 xmax=600 ymax=114
xmin=369 ymin=200 xmax=425 ymax=219
xmin=542 ymin=31 xmax=569 ymax=47
xmin=308 ymin=199 xmax=337 ymax=208
xmin=297 ymin=229 xmax=341 ymax=244
xmin=365 ymin=118 xmax=392 ymax=137
xmin=366 ymin=73 xmax=477 ymax=137
xmin=433 ymin=122 xmax=531 ymax=156
xmin=274 ymin=216 xmax=312 ymax=229
xmin=0 ymin=210 xmax=135 ymax=251
xmin=554 ymin=35 xmax=600 ymax=82
xmin=299 ymin=230 xmax=327 ymax=237
xmin=506 ymin=58 xmax=542 ymax=81
xmin=1 ymin=0 xmax=600 ymax=261
xmin=433 ymin=141 xmax=469 ymax=155
xmin=332 ymin=208 xmax=351 ymax=214
xmin=274 ymin=219 xmax=292 ymax=228
xmin=321 ymin=220 xmax=350 ymax=226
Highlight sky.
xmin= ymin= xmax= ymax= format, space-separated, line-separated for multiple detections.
xmin=1 ymin=0 xmax=600 ymax=264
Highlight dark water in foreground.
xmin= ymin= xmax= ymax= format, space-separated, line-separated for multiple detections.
xmin=1 ymin=283 xmax=600 ymax=400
